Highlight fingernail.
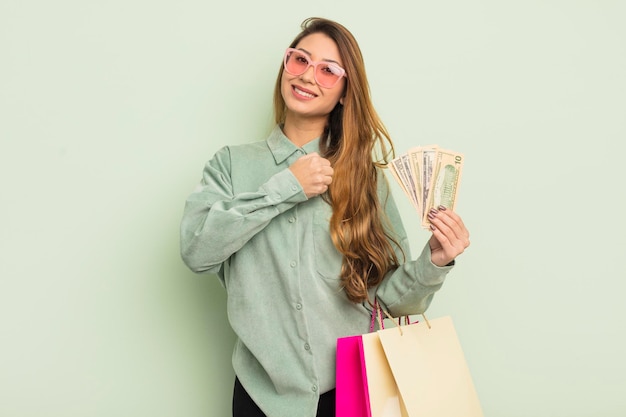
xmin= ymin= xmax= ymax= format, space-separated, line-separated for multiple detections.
xmin=429 ymin=207 xmax=439 ymax=215
xmin=438 ymin=205 xmax=447 ymax=211
xmin=427 ymin=212 xmax=435 ymax=220
xmin=430 ymin=224 xmax=436 ymax=231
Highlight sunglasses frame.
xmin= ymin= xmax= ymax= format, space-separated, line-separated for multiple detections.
xmin=283 ymin=48 xmax=347 ymax=89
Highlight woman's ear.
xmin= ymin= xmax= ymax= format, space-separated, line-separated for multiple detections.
xmin=339 ymin=97 xmax=345 ymax=106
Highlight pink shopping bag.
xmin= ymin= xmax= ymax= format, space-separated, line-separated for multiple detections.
xmin=335 ymin=334 xmax=371 ymax=417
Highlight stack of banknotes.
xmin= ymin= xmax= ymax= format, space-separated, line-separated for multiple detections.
xmin=388 ymin=145 xmax=464 ymax=229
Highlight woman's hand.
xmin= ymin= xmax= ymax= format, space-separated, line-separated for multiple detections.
xmin=289 ymin=153 xmax=334 ymax=198
xmin=427 ymin=206 xmax=470 ymax=266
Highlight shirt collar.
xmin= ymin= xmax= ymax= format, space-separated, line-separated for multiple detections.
xmin=267 ymin=125 xmax=321 ymax=164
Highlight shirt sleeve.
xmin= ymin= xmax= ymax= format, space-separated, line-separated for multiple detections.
xmin=374 ymin=170 xmax=454 ymax=317
xmin=179 ymin=146 xmax=307 ymax=274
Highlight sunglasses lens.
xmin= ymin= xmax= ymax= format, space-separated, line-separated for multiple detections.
xmin=285 ymin=50 xmax=309 ymax=76
xmin=315 ymin=64 xmax=343 ymax=88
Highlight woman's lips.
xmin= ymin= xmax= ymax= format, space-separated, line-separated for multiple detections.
xmin=292 ymin=85 xmax=317 ymax=99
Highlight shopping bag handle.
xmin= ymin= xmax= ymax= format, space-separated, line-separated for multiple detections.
xmin=370 ymin=298 xmax=431 ymax=335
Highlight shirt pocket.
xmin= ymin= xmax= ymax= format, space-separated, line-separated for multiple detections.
xmin=312 ymin=204 xmax=343 ymax=280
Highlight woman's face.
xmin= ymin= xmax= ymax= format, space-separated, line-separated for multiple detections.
xmin=281 ymin=32 xmax=346 ymax=123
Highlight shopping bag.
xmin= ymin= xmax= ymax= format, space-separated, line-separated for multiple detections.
xmin=360 ymin=330 xmax=409 ymax=417
xmin=335 ymin=335 xmax=370 ymax=417
xmin=376 ymin=316 xmax=484 ymax=417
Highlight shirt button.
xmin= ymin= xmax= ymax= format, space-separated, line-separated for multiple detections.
xmin=290 ymin=261 xmax=296 ymax=268
xmin=304 ymin=343 xmax=311 ymax=351
xmin=312 ymin=385 xmax=318 ymax=392
xmin=291 ymin=185 xmax=298 ymax=191
xmin=288 ymin=217 xmax=295 ymax=223
xmin=296 ymin=303 xmax=302 ymax=310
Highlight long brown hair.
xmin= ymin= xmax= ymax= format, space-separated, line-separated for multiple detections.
xmin=273 ymin=17 xmax=403 ymax=303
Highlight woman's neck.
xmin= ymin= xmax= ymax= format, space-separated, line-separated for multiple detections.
xmin=282 ymin=115 xmax=326 ymax=147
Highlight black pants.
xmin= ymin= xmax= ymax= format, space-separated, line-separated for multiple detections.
xmin=233 ymin=377 xmax=335 ymax=417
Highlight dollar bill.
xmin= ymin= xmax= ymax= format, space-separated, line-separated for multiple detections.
xmin=421 ymin=148 xmax=464 ymax=228
xmin=390 ymin=155 xmax=419 ymax=210
xmin=412 ymin=145 xmax=438 ymax=220
xmin=407 ymin=147 xmax=424 ymax=215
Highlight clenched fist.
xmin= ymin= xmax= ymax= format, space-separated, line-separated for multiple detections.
xmin=289 ymin=152 xmax=334 ymax=198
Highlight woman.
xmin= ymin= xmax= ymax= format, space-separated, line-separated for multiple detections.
xmin=180 ymin=17 xmax=470 ymax=417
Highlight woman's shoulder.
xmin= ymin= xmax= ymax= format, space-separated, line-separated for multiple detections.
xmin=210 ymin=135 xmax=272 ymax=160
xmin=226 ymin=139 xmax=269 ymax=152
xmin=215 ymin=141 xmax=271 ymax=167
xmin=218 ymin=126 xmax=279 ymax=155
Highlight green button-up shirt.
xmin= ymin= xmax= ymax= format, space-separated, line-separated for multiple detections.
xmin=180 ymin=125 xmax=453 ymax=417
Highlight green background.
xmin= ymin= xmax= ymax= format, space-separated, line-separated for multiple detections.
xmin=1 ymin=1 xmax=624 ymax=416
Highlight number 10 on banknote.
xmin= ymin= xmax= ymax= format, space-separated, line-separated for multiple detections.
xmin=388 ymin=145 xmax=464 ymax=229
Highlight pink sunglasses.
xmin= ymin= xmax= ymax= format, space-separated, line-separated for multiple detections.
xmin=283 ymin=48 xmax=347 ymax=88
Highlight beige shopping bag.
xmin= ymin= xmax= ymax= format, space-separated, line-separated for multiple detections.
xmin=375 ymin=316 xmax=484 ymax=417
xmin=360 ymin=331 xmax=409 ymax=417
